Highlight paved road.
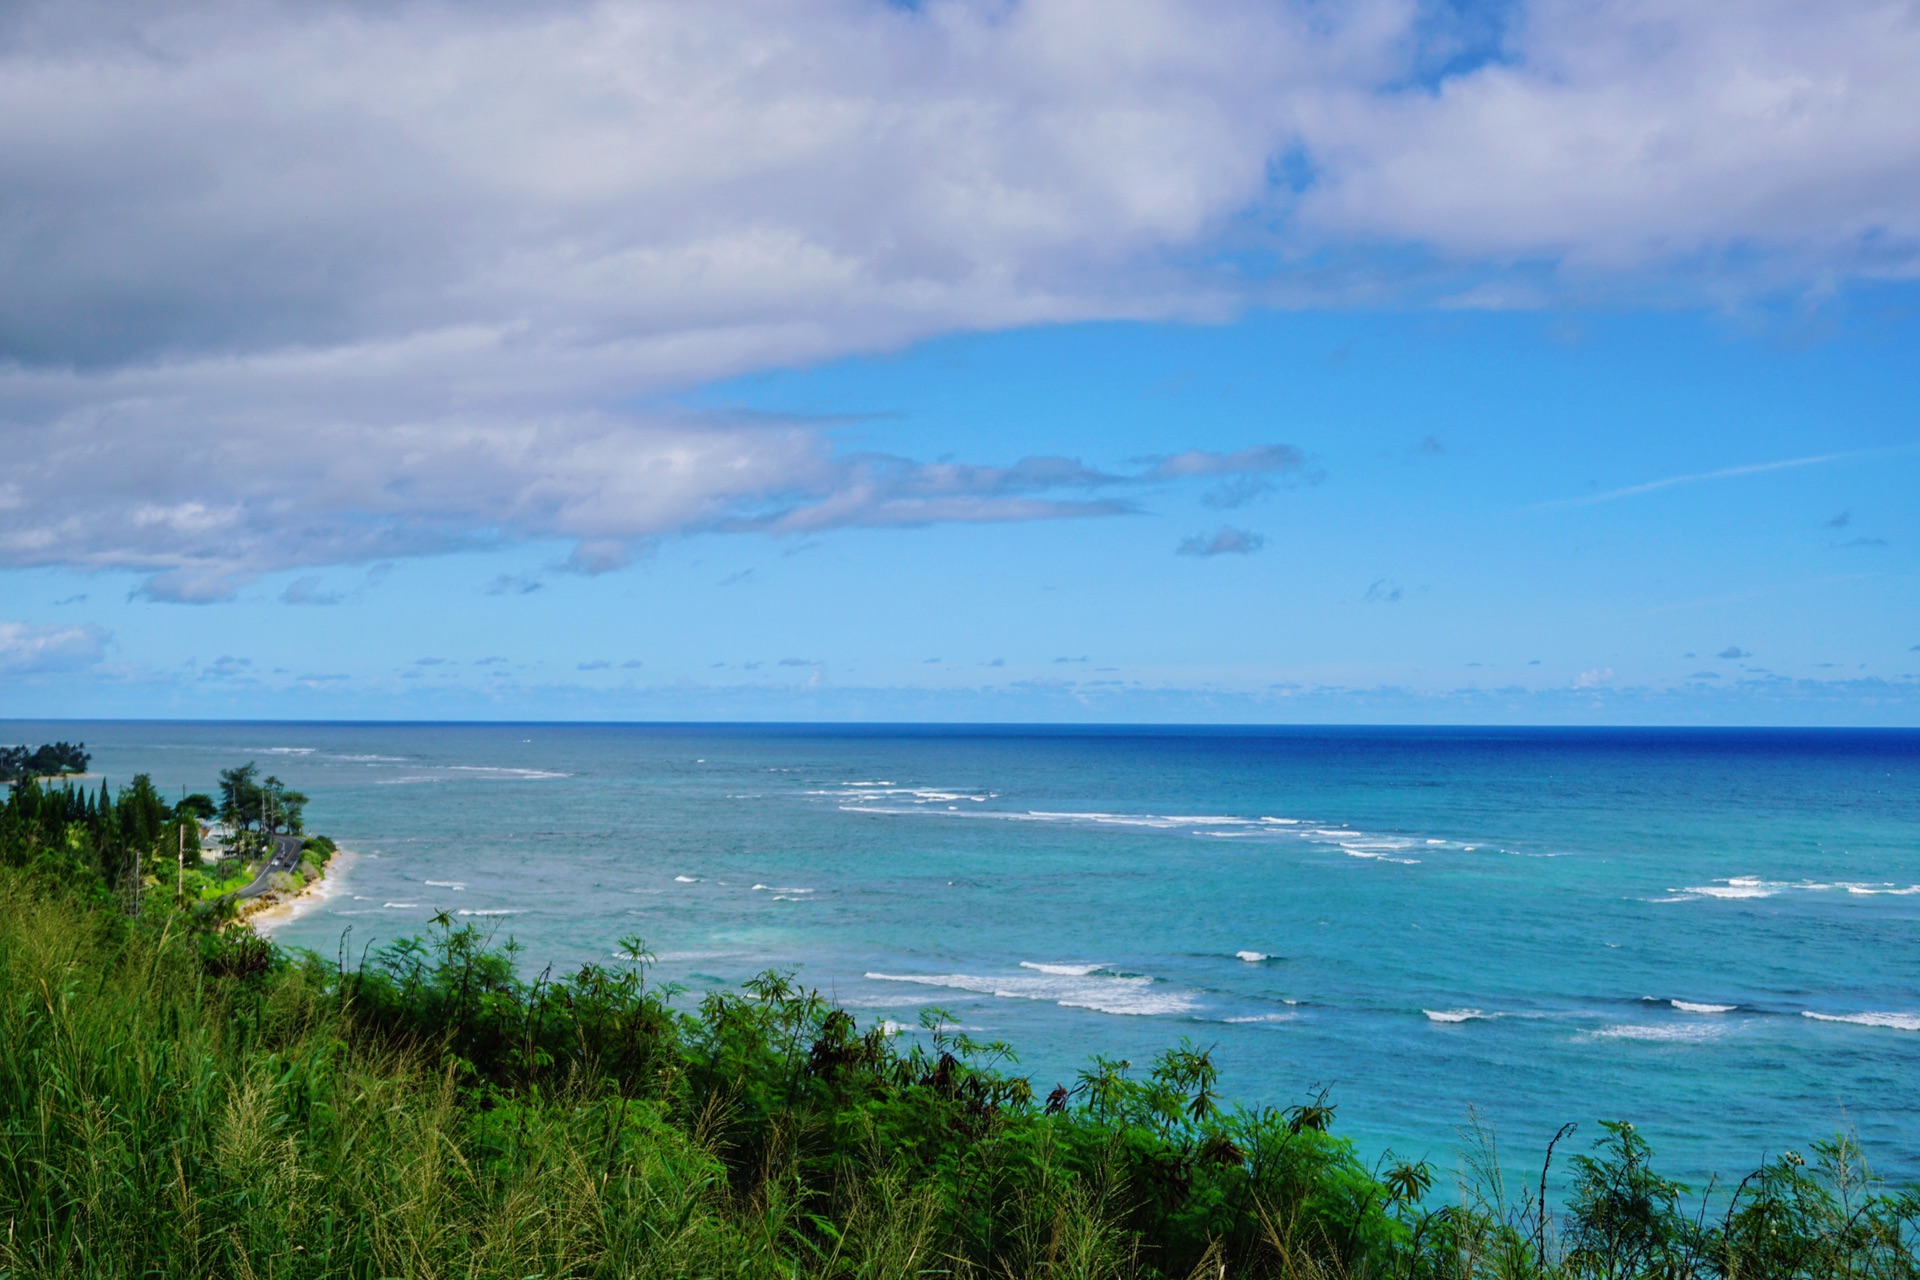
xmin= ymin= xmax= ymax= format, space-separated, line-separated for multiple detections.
xmin=235 ymin=833 xmax=306 ymax=900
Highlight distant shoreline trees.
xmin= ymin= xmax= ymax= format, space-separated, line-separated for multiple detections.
xmin=0 ymin=741 xmax=89 ymax=785
xmin=1 ymin=756 xmax=313 ymax=911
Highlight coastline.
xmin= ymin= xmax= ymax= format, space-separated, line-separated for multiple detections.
xmin=246 ymin=846 xmax=356 ymax=931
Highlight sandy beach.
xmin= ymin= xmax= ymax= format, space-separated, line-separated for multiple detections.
xmin=247 ymin=846 xmax=356 ymax=931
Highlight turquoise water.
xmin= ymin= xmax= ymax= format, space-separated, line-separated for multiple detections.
xmin=22 ymin=721 xmax=1920 ymax=1185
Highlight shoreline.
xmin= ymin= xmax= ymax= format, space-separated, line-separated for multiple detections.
xmin=246 ymin=846 xmax=356 ymax=931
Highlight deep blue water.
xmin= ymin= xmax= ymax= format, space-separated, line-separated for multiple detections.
xmin=15 ymin=721 xmax=1919 ymax=1186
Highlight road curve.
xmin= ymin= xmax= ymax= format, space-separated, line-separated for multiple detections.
xmin=234 ymin=833 xmax=307 ymax=901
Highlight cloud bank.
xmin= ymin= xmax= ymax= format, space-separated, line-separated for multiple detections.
xmin=4 ymin=0 xmax=1918 ymax=593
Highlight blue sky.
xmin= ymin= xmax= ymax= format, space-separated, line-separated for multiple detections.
xmin=2 ymin=0 xmax=1918 ymax=722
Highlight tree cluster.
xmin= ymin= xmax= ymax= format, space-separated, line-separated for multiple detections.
xmin=217 ymin=761 xmax=307 ymax=835
xmin=0 ymin=771 xmax=210 ymax=908
xmin=0 ymin=740 xmax=89 ymax=784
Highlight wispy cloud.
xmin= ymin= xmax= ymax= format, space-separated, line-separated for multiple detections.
xmin=1177 ymin=527 xmax=1265 ymax=557
xmin=203 ymin=655 xmax=252 ymax=680
xmin=132 ymin=567 xmax=249 ymax=605
xmin=281 ymin=577 xmax=345 ymax=606
xmin=730 ymin=446 xmax=1306 ymax=537
xmin=1533 ymin=449 xmax=1909 ymax=511
xmin=1144 ymin=446 xmax=1304 ymax=481
xmin=1147 ymin=445 xmax=1308 ymax=510
xmin=0 ymin=621 xmax=108 ymax=674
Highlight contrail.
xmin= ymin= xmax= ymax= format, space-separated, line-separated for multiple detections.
xmin=1531 ymin=446 xmax=1907 ymax=510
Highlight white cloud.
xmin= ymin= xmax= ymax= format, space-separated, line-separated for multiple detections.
xmin=1300 ymin=1 xmax=1920 ymax=279
xmin=0 ymin=622 xmax=108 ymax=673
xmin=2 ymin=0 xmax=1917 ymax=592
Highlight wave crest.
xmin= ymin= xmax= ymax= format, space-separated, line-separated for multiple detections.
xmin=1802 ymin=1011 xmax=1920 ymax=1032
xmin=865 ymin=969 xmax=1194 ymax=1017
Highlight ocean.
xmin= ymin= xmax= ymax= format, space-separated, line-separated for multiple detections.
xmin=18 ymin=720 xmax=1920 ymax=1187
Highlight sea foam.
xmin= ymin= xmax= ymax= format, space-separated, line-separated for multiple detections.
xmin=807 ymin=787 xmax=1494 ymax=868
xmin=1802 ymin=1011 xmax=1920 ymax=1032
xmin=1588 ymin=1023 xmax=1725 ymax=1042
xmin=1673 ymin=876 xmax=1920 ymax=901
xmin=865 ymin=970 xmax=1196 ymax=1017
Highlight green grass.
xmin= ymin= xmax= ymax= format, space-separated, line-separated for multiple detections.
xmin=0 ymin=834 xmax=1916 ymax=1277
xmin=187 ymin=860 xmax=256 ymax=899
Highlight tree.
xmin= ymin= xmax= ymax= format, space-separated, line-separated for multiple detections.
xmin=117 ymin=774 xmax=169 ymax=852
xmin=175 ymin=793 xmax=217 ymax=823
xmin=218 ymin=763 xmax=261 ymax=833
xmin=259 ymin=775 xmax=309 ymax=835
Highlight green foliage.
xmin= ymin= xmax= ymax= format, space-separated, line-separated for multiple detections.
xmin=220 ymin=761 xmax=266 ymax=831
xmin=0 ymin=798 xmax=1916 ymax=1279
xmin=0 ymin=740 xmax=89 ymax=784
xmin=116 ymin=773 xmax=170 ymax=850
xmin=265 ymin=775 xmax=309 ymax=834
xmin=217 ymin=762 xmax=307 ymax=835
xmin=177 ymin=791 xmax=218 ymax=822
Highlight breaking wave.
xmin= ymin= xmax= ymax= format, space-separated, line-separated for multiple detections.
xmin=865 ymin=968 xmax=1196 ymax=1017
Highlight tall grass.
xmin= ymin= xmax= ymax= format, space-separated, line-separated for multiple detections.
xmin=0 ymin=859 xmax=1914 ymax=1279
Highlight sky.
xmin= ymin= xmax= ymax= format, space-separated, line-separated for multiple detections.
xmin=2 ymin=0 xmax=1918 ymax=724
